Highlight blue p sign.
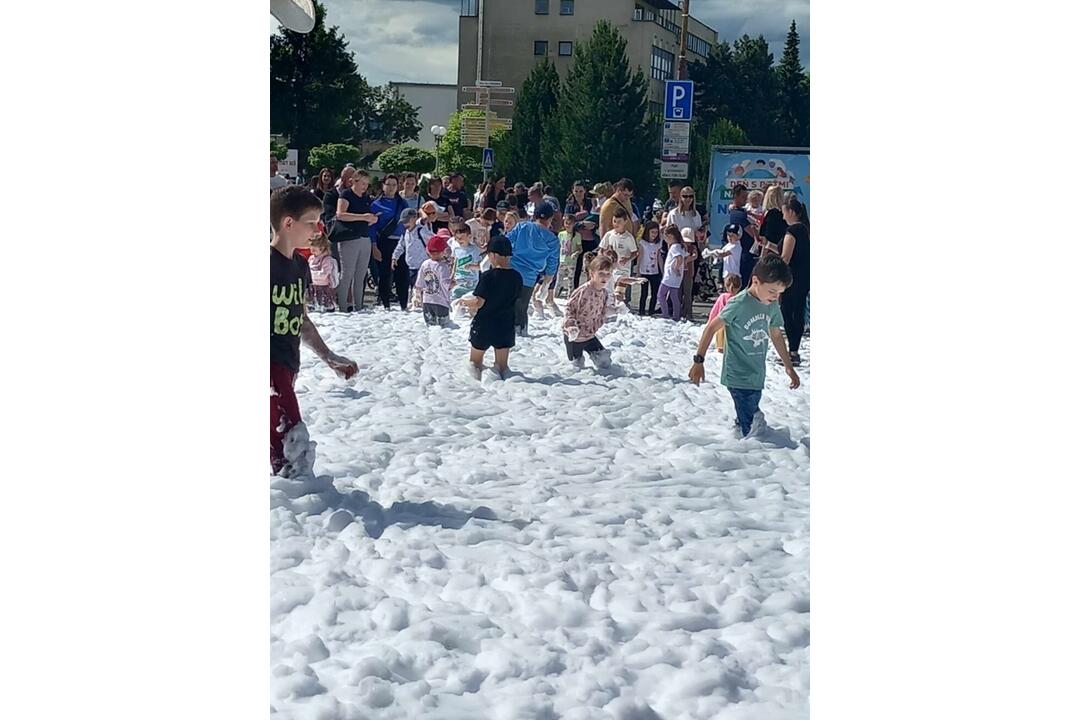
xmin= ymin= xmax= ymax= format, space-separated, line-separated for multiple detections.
xmin=664 ymin=80 xmax=694 ymax=122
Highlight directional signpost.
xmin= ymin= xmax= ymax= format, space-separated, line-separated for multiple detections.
xmin=660 ymin=79 xmax=694 ymax=179
xmin=461 ymin=81 xmax=515 ymax=181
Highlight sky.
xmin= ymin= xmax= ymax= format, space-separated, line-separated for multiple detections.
xmin=270 ymin=0 xmax=810 ymax=87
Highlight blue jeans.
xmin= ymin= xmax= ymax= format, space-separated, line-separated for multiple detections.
xmin=728 ymin=388 xmax=762 ymax=436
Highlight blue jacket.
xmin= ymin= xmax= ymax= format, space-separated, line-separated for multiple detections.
xmin=371 ymin=195 xmax=405 ymax=241
xmin=507 ymin=221 xmax=560 ymax=287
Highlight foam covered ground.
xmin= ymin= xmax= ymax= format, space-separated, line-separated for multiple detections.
xmin=271 ymin=304 xmax=810 ymax=719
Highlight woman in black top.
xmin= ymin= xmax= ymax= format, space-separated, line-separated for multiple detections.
xmin=758 ymin=185 xmax=788 ymax=257
xmin=564 ymin=181 xmax=589 ymax=221
xmin=779 ymin=196 xmax=810 ymax=364
xmin=482 ymin=176 xmax=507 ymax=210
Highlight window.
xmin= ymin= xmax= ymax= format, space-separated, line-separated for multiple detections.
xmin=687 ymin=33 xmax=709 ymax=57
xmin=534 ymin=40 xmax=548 ymax=56
xmin=650 ymin=46 xmax=674 ymax=81
xmin=535 ymin=0 xmax=549 ymax=15
xmin=459 ymin=0 xmax=478 ymax=17
xmin=558 ymin=41 xmax=573 ymax=56
xmin=633 ymin=5 xmax=655 ymax=22
xmin=560 ymin=0 xmax=574 ymax=15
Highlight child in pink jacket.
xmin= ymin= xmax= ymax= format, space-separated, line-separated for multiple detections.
xmin=306 ymin=234 xmax=340 ymax=312
xmin=562 ymin=254 xmax=615 ymax=369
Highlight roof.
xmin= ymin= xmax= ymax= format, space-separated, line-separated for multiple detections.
xmin=388 ymin=82 xmax=457 ymax=89
xmin=642 ymin=0 xmax=681 ymax=11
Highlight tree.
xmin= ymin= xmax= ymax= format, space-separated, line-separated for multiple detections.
xmin=547 ymin=20 xmax=655 ymax=197
xmin=496 ymin=58 xmax=560 ymax=183
xmin=307 ymin=143 xmax=361 ymax=174
xmin=348 ymin=84 xmax=422 ymax=147
xmin=271 ymin=2 xmax=367 ymax=154
xmin=271 ymin=138 xmax=289 ymax=159
xmin=440 ymin=110 xmax=508 ymax=187
xmin=774 ymin=21 xmax=809 ymax=146
xmin=687 ymin=118 xmax=749 ymax=196
xmin=376 ymin=145 xmax=436 ymax=174
xmin=271 ymin=2 xmax=420 ymax=158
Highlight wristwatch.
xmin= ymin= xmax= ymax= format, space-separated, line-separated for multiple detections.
xmin=693 ymin=354 xmax=705 ymax=364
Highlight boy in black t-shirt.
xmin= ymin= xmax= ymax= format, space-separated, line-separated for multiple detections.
xmin=270 ymin=187 xmax=358 ymax=476
xmin=460 ymin=236 xmax=523 ymax=380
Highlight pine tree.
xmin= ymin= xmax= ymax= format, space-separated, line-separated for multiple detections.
xmin=496 ymin=58 xmax=560 ymax=184
xmin=774 ymin=21 xmax=809 ymax=146
xmin=546 ymin=21 xmax=654 ymax=195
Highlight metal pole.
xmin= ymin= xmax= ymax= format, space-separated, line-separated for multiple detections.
xmin=476 ymin=0 xmax=484 ymax=83
xmin=677 ymin=0 xmax=690 ymax=80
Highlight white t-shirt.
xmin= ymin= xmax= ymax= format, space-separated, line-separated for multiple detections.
xmin=668 ymin=209 xmax=702 ymax=235
xmin=600 ymin=230 xmax=637 ymax=272
xmin=661 ymin=244 xmax=688 ymax=288
xmin=270 ymin=174 xmax=288 ymax=193
xmin=638 ymin=240 xmax=662 ymax=275
xmin=721 ymin=241 xmax=742 ymax=279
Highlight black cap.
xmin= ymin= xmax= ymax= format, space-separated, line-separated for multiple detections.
xmin=488 ymin=236 xmax=513 ymax=257
xmin=534 ymin=201 xmax=555 ymax=220
xmin=724 ymin=223 xmax=742 ymax=236
xmin=496 ymin=200 xmax=510 ymax=211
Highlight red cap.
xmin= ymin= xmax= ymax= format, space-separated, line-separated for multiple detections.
xmin=427 ymin=233 xmax=449 ymax=254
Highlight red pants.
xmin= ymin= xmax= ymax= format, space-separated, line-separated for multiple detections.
xmin=270 ymin=363 xmax=301 ymax=474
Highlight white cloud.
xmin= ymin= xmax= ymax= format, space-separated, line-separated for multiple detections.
xmin=271 ymin=0 xmax=810 ymax=86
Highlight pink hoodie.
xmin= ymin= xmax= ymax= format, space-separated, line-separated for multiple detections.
xmin=308 ymin=252 xmax=340 ymax=288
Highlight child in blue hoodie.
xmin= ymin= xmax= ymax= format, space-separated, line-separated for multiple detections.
xmin=505 ymin=201 xmax=560 ymax=336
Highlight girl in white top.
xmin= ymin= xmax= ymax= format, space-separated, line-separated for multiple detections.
xmin=657 ymin=226 xmax=687 ymax=321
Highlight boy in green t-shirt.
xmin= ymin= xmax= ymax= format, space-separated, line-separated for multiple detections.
xmin=689 ymin=255 xmax=801 ymax=437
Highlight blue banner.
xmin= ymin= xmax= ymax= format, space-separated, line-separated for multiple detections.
xmin=707 ymin=149 xmax=810 ymax=226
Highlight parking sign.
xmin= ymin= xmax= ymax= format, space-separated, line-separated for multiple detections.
xmin=664 ymin=80 xmax=694 ymax=122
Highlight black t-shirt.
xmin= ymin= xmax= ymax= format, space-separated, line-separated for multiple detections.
xmin=443 ymin=188 xmax=468 ymax=219
xmin=337 ymin=188 xmax=372 ymax=239
xmin=472 ymin=267 xmax=523 ymax=330
xmin=271 ymin=247 xmax=312 ymax=373
xmin=761 ymin=208 xmax=787 ymax=246
xmin=785 ymin=222 xmax=810 ymax=288
xmin=321 ymin=187 xmax=340 ymax=227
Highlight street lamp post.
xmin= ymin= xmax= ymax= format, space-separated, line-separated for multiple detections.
xmin=430 ymin=124 xmax=447 ymax=176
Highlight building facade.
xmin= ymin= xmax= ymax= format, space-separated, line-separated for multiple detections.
xmin=388 ymin=82 xmax=458 ymax=151
xmin=457 ymin=0 xmax=717 ymax=117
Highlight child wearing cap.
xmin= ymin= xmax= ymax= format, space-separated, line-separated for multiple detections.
xmin=460 ymin=236 xmax=524 ymax=379
xmin=416 ymin=231 xmax=454 ymax=326
xmin=391 ymin=207 xmax=433 ymax=310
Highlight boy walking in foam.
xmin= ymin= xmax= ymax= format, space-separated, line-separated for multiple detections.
xmin=599 ymin=206 xmax=640 ymax=309
xmin=562 ymin=254 xmax=615 ymax=370
xmin=449 ymin=223 xmax=482 ymax=310
xmin=416 ymin=231 xmax=454 ymax=326
xmin=270 ymin=187 xmax=358 ymax=476
xmin=688 ymin=255 xmax=800 ymax=437
xmin=390 ymin=207 xmax=433 ymax=310
xmin=460 ymin=237 xmax=523 ymax=379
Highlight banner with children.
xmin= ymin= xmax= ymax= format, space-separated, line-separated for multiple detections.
xmin=707 ymin=148 xmax=810 ymax=226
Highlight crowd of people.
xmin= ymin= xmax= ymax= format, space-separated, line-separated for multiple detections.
xmin=270 ymin=154 xmax=811 ymax=473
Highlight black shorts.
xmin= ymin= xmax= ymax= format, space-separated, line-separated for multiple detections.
xmin=470 ymin=320 xmax=515 ymax=351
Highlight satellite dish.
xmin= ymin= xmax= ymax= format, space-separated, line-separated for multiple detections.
xmin=271 ymin=0 xmax=315 ymax=33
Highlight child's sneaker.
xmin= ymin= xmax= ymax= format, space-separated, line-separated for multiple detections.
xmin=570 ymin=356 xmax=586 ymax=370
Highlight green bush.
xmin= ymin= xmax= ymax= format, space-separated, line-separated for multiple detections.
xmin=376 ymin=145 xmax=436 ymax=175
xmin=306 ymin=143 xmax=361 ymax=175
